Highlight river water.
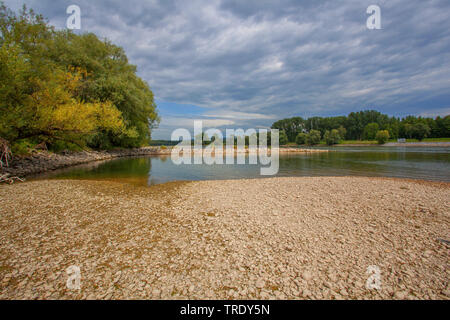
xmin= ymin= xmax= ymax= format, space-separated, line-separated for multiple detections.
xmin=37 ymin=146 xmax=450 ymax=186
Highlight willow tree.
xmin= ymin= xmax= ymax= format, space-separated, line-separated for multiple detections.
xmin=0 ymin=3 xmax=159 ymax=151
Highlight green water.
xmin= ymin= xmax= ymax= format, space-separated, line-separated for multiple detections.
xmin=37 ymin=146 xmax=450 ymax=186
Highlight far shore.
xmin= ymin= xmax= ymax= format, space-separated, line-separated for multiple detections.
xmin=0 ymin=176 xmax=448 ymax=299
xmin=292 ymin=141 xmax=450 ymax=147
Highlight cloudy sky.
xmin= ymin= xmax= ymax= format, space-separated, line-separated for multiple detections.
xmin=5 ymin=0 xmax=450 ymax=139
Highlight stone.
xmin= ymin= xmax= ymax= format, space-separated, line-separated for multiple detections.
xmin=255 ymin=279 xmax=265 ymax=289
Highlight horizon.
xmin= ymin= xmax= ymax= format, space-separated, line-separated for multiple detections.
xmin=4 ymin=0 xmax=450 ymax=139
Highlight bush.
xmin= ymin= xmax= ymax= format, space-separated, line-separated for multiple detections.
xmin=160 ymin=145 xmax=167 ymax=150
xmin=306 ymin=130 xmax=321 ymax=145
xmin=375 ymin=130 xmax=390 ymax=144
xmin=324 ymin=129 xmax=341 ymax=145
xmin=295 ymin=132 xmax=307 ymax=145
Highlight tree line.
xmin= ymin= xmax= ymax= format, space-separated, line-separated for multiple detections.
xmin=0 ymin=4 xmax=159 ymax=154
xmin=271 ymin=110 xmax=450 ymax=145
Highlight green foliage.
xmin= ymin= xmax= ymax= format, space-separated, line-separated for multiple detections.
xmin=0 ymin=3 xmax=159 ymax=151
xmin=375 ymin=130 xmax=390 ymax=144
xmin=10 ymin=139 xmax=34 ymax=155
xmin=279 ymin=131 xmax=288 ymax=145
xmin=295 ymin=132 xmax=307 ymax=145
xmin=337 ymin=126 xmax=347 ymax=140
xmin=306 ymin=130 xmax=321 ymax=145
xmin=272 ymin=110 xmax=449 ymax=142
xmin=271 ymin=117 xmax=304 ymax=142
xmin=411 ymin=123 xmax=430 ymax=141
xmin=324 ymin=129 xmax=341 ymax=145
xmin=363 ymin=123 xmax=379 ymax=140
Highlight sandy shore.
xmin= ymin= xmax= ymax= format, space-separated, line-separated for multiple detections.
xmin=0 ymin=177 xmax=449 ymax=300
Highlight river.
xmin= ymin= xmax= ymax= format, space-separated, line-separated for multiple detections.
xmin=35 ymin=146 xmax=450 ymax=186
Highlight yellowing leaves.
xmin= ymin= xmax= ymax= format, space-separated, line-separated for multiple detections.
xmin=20 ymin=68 xmax=130 ymax=144
xmin=1 ymin=4 xmax=159 ymax=150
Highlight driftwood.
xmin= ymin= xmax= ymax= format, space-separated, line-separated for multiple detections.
xmin=0 ymin=138 xmax=25 ymax=184
xmin=0 ymin=137 xmax=12 ymax=169
xmin=34 ymin=141 xmax=47 ymax=150
xmin=0 ymin=173 xmax=25 ymax=184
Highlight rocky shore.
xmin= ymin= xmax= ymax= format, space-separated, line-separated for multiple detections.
xmin=0 ymin=176 xmax=448 ymax=300
xmin=0 ymin=147 xmax=171 ymax=177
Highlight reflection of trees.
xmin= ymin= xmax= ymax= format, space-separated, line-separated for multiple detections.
xmin=49 ymin=157 xmax=152 ymax=180
xmin=159 ymin=155 xmax=169 ymax=163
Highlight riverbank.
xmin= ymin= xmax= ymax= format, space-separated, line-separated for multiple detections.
xmin=0 ymin=147 xmax=172 ymax=178
xmin=0 ymin=176 xmax=448 ymax=299
xmin=1 ymin=147 xmax=327 ymax=178
xmin=335 ymin=141 xmax=450 ymax=147
xmin=383 ymin=142 xmax=450 ymax=147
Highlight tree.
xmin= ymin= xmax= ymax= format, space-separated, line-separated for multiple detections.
xmin=0 ymin=4 xmax=159 ymax=151
xmin=0 ymin=64 xmax=131 ymax=148
xmin=324 ymin=129 xmax=341 ymax=145
xmin=337 ymin=126 xmax=347 ymax=140
xmin=271 ymin=110 xmax=450 ymax=143
xmin=279 ymin=131 xmax=289 ymax=145
xmin=306 ymin=130 xmax=321 ymax=145
xmin=272 ymin=117 xmax=305 ymax=142
xmin=375 ymin=130 xmax=390 ymax=144
xmin=411 ymin=123 xmax=430 ymax=141
xmin=295 ymin=132 xmax=307 ymax=145
xmin=363 ymin=123 xmax=379 ymax=140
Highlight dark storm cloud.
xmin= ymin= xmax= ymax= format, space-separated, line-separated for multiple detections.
xmin=5 ymin=0 xmax=450 ymax=138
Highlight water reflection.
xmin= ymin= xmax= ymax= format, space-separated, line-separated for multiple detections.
xmin=39 ymin=147 xmax=450 ymax=185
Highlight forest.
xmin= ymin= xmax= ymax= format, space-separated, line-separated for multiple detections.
xmin=271 ymin=110 xmax=450 ymax=145
xmin=0 ymin=4 xmax=159 ymax=155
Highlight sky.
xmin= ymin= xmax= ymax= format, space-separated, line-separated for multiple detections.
xmin=4 ymin=0 xmax=450 ymax=139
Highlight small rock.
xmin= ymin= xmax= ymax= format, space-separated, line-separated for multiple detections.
xmin=303 ymin=271 xmax=313 ymax=281
xmin=394 ymin=291 xmax=408 ymax=299
xmin=256 ymin=279 xmax=265 ymax=289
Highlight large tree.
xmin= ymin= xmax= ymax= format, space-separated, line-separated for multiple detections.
xmin=0 ymin=3 xmax=159 ymax=151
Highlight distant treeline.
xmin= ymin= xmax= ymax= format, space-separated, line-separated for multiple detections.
xmin=271 ymin=110 xmax=450 ymax=143
xmin=0 ymin=4 xmax=159 ymax=154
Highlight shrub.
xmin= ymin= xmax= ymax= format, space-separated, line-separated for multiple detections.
xmin=295 ymin=132 xmax=307 ymax=145
xmin=324 ymin=129 xmax=341 ymax=145
xmin=375 ymin=130 xmax=390 ymax=144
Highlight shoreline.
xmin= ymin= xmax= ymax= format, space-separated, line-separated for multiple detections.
xmin=335 ymin=141 xmax=450 ymax=147
xmin=0 ymin=176 xmax=448 ymax=299
xmin=0 ymin=147 xmax=173 ymax=178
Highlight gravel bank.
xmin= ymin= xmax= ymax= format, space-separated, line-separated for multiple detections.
xmin=0 ymin=177 xmax=448 ymax=300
